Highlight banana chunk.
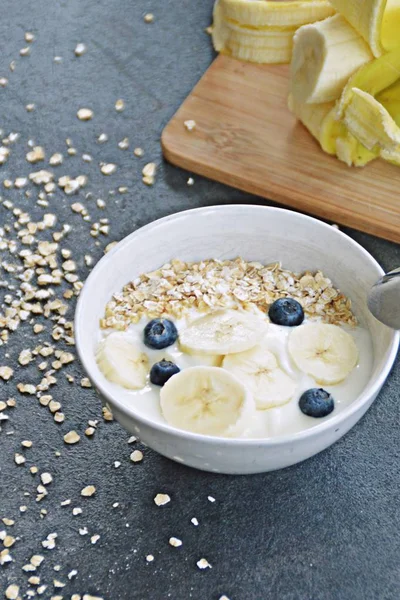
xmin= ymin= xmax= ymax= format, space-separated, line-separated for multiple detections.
xmin=223 ymin=345 xmax=296 ymax=410
xmin=160 ymin=366 xmax=255 ymax=437
xmin=288 ymin=323 xmax=359 ymax=385
xmin=96 ymin=333 xmax=149 ymax=390
xmin=290 ymin=14 xmax=373 ymax=105
xmin=180 ymin=310 xmax=266 ymax=356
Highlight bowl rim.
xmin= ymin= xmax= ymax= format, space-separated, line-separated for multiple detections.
xmin=75 ymin=204 xmax=400 ymax=447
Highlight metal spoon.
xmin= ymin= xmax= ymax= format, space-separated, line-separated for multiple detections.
xmin=367 ymin=267 xmax=400 ymax=329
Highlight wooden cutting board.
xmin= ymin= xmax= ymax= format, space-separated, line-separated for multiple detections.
xmin=161 ymin=55 xmax=400 ymax=244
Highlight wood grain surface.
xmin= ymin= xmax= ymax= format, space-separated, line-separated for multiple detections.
xmin=162 ymin=55 xmax=400 ymax=244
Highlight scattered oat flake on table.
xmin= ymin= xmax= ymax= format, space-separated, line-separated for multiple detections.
xmin=81 ymin=485 xmax=96 ymax=497
xmin=30 ymin=555 xmax=44 ymax=567
xmin=91 ymin=534 xmax=100 ymax=544
xmin=144 ymin=13 xmax=154 ymax=22
xmin=130 ymin=450 xmax=143 ymax=463
xmin=21 ymin=440 xmax=33 ymax=448
xmin=169 ymin=537 xmax=182 ymax=547
xmin=4 ymin=535 xmax=16 ymax=548
xmin=118 ymin=137 xmax=129 ymax=150
xmin=133 ymin=147 xmax=144 ymax=157
xmin=187 ymin=177 xmax=194 ymax=186
xmin=41 ymin=472 xmax=53 ymax=485
xmin=49 ymin=153 xmax=63 ymax=166
xmin=0 ymin=366 xmax=13 ymax=380
xmin=75 ymin=42 xmax=87 ymax=56
xmin=154 ymin=493 xmax=171 ymax=506
xmin=100 ymin=163 xmax=116 ymax=175
xmin=191 ymin=517 xmax=199 ymax=526
xmin=219 ymin=596 xmax=231 ymax=600
xmin=142 ymin=162 xmax=156 ymax=178
xmin=146 ymin=554 xmax=154 ymax=562
xmin=63 ymin=430 xmax=80 ymax=444
xmin=127 ymin=436 xmax=137 ymax=444
xmin=26 ymin=146 xmax=45 ymax=163
xmin=102 ymin=405 xmax=113 ymax=421
xmin=184 ymin=119 xmax=196 ymax=132
xmin=115 ymin=99 xmax=125 ymax=112
xmin=77 ymin=108 xmax=93 ymax=121
xmin=197 ymin=558 xmax=212 ymax=570
xmin=5 ymin=585 xmax=19 ymax=599
xmin=15 ymin=453 xmax=26 ymax=465
xmin=25 ymin=32 xmax=35 ymax=42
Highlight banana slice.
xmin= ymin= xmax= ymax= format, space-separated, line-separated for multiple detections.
xmin=96 ymin=333 xmax=149 ymax=390
xmin=180 ymin=310 xmax=266 ymax=356
xmin=288 ymin=324 xmax=359 ymax=385
xmin=180 ymin=350 xmax=224 ymax=367
xmin=160 ymin=366 xmax=255 ymax=437
xmin=223 ymin=345 xmax=296 ymax=410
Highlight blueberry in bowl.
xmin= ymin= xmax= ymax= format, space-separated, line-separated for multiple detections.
xmin=144 ymin=318 xmax=178 ymax=349
xmin=268 ymin=298 xmax=304 ymax=327
xmin=150 ymin=359 xmax=180 ymax=386
xmin=299 ymin=388 xmax=334 ymax=418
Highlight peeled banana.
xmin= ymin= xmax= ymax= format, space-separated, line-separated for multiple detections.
xmin=218 ymin=0 xmax=336 ymax=27
xmin=222 ymin=345 xmax=296 ymax=410
xmin=212 ymin=0 xmax=335 ymax=64
xmin=289 ymin=93 xmax=378 ymax=166
xmin=290 ymin=14 xmax=373 ymax=104
xmin=96 ymin=333 xmax=149 ymax=390
xmin=337 ymin=47 xmax=400 ymax=164
xmin=160 ymin=366 xmax=255 ymax=436
xmin=329 ymin=0 xmax=400 ymax=57
xmin=288 ymin=323 xmax=359 ymax=385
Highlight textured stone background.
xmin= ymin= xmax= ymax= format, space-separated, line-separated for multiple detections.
xmin=1 ymin=0 xmax=400 ymax=598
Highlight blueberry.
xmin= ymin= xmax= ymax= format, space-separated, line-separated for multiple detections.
xmin=150 ymin=359 xmax=180 ymax=386
xmin=268 ymin=298 xmax=304 ymax=327
xmin=299 ymin=388 xmax=334 ymax=418
xmin=143 ymin=318 xmax=178 ymax=349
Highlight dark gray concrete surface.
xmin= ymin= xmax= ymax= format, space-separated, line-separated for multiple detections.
xmin=1 ymin=1 xmax=400 ymax=598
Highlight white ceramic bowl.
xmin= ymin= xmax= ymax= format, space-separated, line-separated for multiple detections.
xmin=75 ymin=205 xmax=399 ymax=474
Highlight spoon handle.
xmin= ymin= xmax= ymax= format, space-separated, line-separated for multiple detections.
xmin=380 ymin=267 xmax=400 ymax=285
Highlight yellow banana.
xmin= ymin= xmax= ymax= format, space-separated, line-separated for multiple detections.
xmin=290 ymin=15 xmax=373 ymax=104
xmin=217 ymin=0 xmax=335 ymax=27
xmin=337 ymin=47 xmax=400 ymax=164
xmin=212 ymin=0 xmax=336 ymax=64
xmin=288 ymin=93 xmax=378 ymax=166
xmin=329 ymin=0 xmax=400 ymax=57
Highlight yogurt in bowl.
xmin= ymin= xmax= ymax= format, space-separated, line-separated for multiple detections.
xmin=95 ymin=258 xmax=373 ymax=439
xmin=75 ymin=205 xmax=399 ymax=474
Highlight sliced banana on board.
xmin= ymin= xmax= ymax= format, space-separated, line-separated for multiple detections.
xmin=288 ymin=323 xmax=359 ymax=385
xmin=160 ymin=366 xmax=255 ymax=437
xmin=223 ymin=345 xmax=296 ymax=410
xmin=180 ymin=310 xmax=266 ymax=356
xmin=96 ymin=332 xmax=149 ymax=390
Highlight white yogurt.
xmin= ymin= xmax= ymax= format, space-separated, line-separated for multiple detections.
xmin=99 ymin=311 xmax=374 ymax=439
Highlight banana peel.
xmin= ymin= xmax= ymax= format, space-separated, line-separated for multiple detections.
xmin=338 ymin=47 xmax=400 ymax=164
